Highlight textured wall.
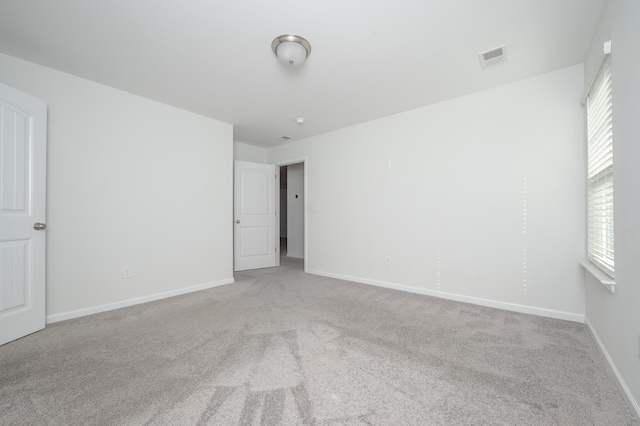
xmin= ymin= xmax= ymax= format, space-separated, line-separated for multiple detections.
xmin=0 ymin=52 xmax=234 ymax=319
xmin=234 ymin=141 xmax=266 ymax=163
xmin=584 ymin=0 xmax=640 ymax=415
xmin=268 ymin=65 xmax=586 ymax=321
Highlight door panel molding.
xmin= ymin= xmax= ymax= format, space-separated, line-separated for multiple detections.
xmin=233 ymin=161 xmax=277 ymax=271
xmin=0 ymin=84 xmax=47 ymax=346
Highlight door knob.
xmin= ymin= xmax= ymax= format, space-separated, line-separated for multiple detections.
xmin=236 ymin=220 xmax=240 ymax=224
xmin=33 ymin=222 xmax=47 ymax=230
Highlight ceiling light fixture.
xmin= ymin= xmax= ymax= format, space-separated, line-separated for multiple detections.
xmin=271 ymin=34 xmax=312 ymax=68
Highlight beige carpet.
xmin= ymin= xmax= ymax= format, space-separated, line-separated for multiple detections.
xmin=1 ymin=256 xmax=637 ymax=425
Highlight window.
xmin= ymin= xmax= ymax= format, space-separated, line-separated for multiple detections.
xmin=586 ymin=51 xmax=613 ymax=278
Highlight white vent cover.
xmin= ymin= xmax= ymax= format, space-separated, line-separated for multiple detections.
xmin=478 ymin=45 xmax=507 ymax=69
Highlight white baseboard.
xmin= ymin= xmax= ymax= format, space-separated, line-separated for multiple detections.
xmin=307 ymin=269 xmax=584 ymax=323
xmin=46 ymin=278 xmax=235 ymax=324
xmin=585 ymin=317 xmax=640 ymax=421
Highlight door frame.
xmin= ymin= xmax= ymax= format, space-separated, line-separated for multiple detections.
xmin=275 ymin=157 xmax=308 ymax=273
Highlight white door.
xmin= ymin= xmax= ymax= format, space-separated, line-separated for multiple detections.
xmin=0 ymin=84 xmax=47 ymax=346
xmin=234 ymin=161 xmax=278 ymax=271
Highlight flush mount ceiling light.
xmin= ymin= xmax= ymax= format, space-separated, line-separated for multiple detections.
xmin=271 ymin=34 xmax=312 ymax=68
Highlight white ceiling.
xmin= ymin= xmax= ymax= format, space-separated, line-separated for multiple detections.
xmin=0 ymin=0 xmax=604 ymax=148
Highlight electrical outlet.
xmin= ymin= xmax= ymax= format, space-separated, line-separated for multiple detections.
xmin=385 ymin=256 xmax=391 ymax=266
xmin=123 ymin=266 xmax=132 ymax=279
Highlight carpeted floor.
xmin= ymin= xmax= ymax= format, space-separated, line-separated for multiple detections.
xmin=1 ymin=257 xmax=637 ymax=425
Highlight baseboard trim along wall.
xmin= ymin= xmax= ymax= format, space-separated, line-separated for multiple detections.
xmin=307 ymin=269 xmax=584 ymax=323
xmin=46 ymin=278 xmax=235 ymax=324
xmin=585 ymin=318 xmax=640 ymax=421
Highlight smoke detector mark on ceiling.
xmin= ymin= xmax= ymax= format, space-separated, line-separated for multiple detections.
xmin=479 ymin=45 xmax=507 ymax=69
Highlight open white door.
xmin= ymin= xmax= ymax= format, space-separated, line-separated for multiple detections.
xmin=234 ymin=161 xmax=278 ymax=271
xmin=0 ymin=84 xmax=47 ymax=346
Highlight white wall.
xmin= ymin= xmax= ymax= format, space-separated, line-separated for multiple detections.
xmin=268 ymin=65 xmax=586 ymax=321
xmin=234 ymin=141 xmax=266 ymax=163
xmin=583 ymin=0 xmax=640 ymax=416
xmin=0 ymin=52 xmax=234 ymax=320
xmin=286 ymin=163 xmax=304 ymax=258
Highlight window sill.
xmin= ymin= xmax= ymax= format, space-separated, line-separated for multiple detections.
xmin=581 ymin=261 xmax=616 ymax=293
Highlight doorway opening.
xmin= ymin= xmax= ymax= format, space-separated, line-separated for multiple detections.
xmin=278 ymin=162 xmax=304 ymax=263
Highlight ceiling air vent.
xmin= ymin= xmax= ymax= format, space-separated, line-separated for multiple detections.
xmin=478 ymin=45 xmax=507 ymax=69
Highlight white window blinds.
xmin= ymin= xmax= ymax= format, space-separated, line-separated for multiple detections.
xmin=586 ymin=52 xmax=614 ymax=278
